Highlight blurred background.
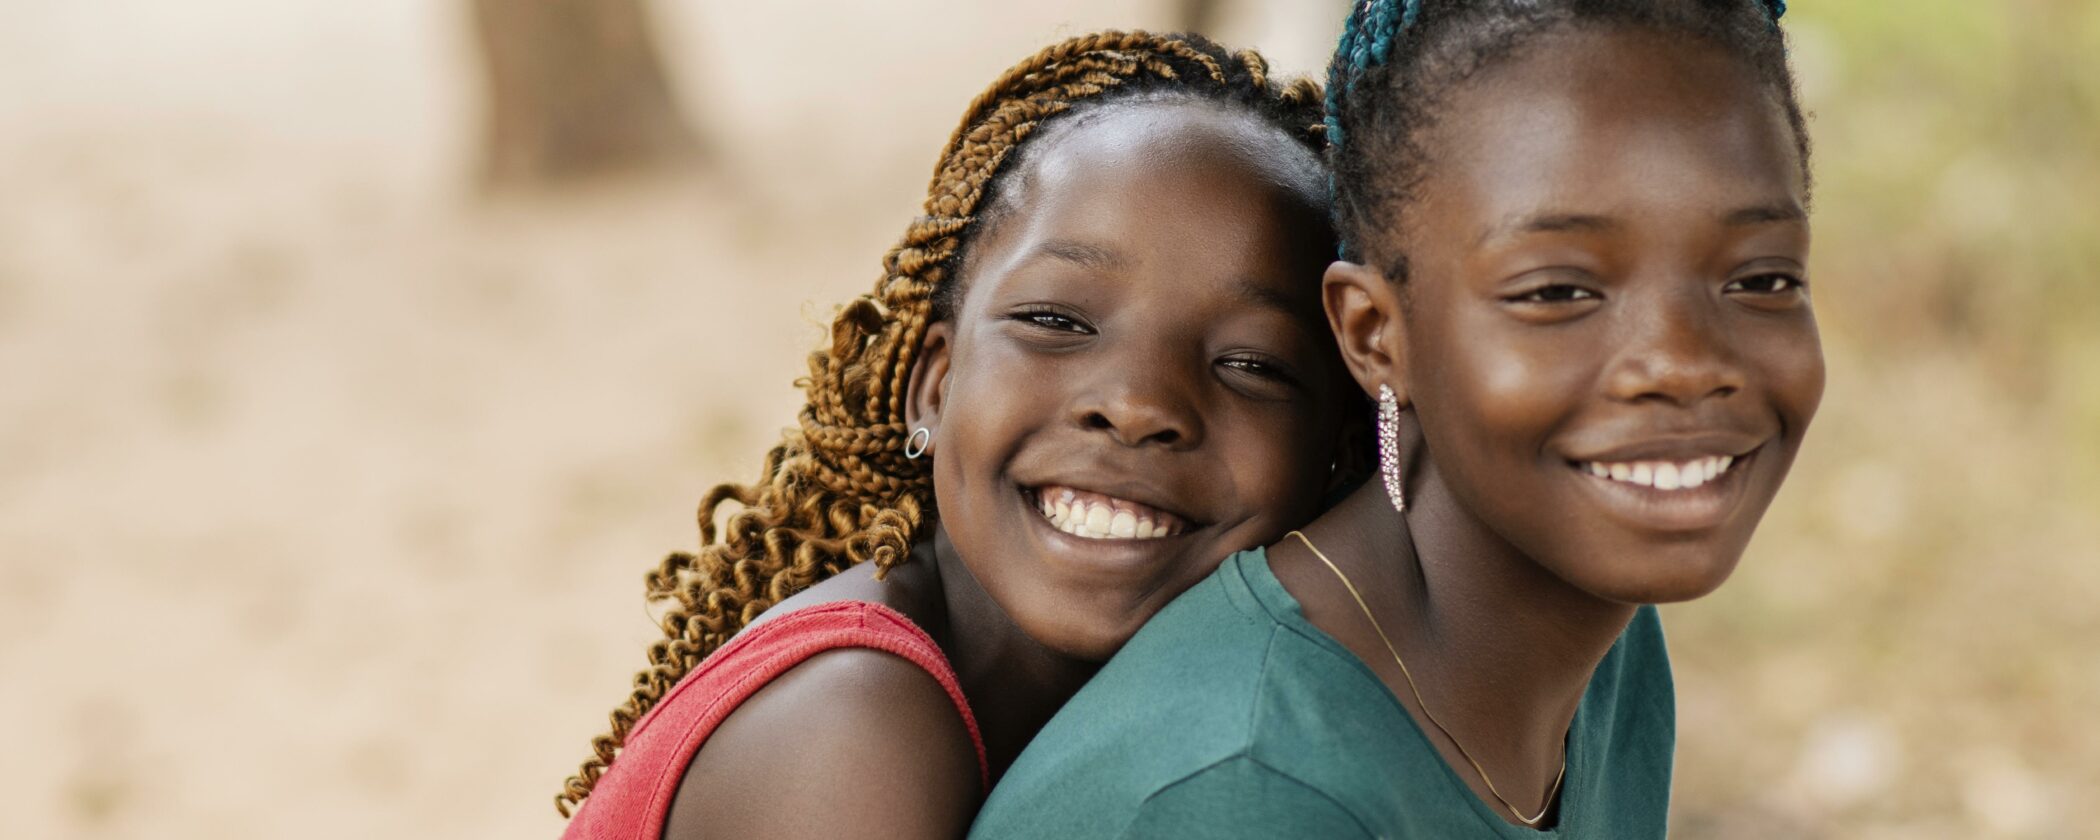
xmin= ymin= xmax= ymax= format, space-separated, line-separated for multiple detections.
xmin=1 ymin=1 xmax=2092 ymax=837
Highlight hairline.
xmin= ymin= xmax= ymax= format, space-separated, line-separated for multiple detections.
xmin=941 ymin=93 xmax=1330 ymax=320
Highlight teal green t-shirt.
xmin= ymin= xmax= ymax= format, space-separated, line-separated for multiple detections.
xmin=970 ymin=548 xmax=1675 ymax=839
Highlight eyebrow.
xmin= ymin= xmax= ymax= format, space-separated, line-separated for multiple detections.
xmin=1477 ymin=212 xmax=1619 ymax=247
xmin=1722 ymin=202 xmax=1809 ymax=226
xmin=1477 ymin=201 xmax=1808 ymax=247
xmin=1236 ymin=277 xmax=1308 ymax=318
xmin=1030 ymin=239 xmax=1129 ymax=271
xmin=1023 ymin=240 xmax=1311 ymax=321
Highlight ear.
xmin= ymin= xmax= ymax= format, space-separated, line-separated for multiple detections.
xmin=903 ymin=321 xmax=955 ymax=455
xmin=1322 ymin=259 xmax=1411 ymax=407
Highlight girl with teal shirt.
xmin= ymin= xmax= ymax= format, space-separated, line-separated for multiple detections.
xmin=971 ymin=0 xmax=1818 ymax=836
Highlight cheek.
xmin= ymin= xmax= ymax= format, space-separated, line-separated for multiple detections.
xmin=1774 ymin=321 xmax=1826 ymax=431
xmin=1215 ymin=404 xmax=1338 ymax=521
xmin=1422 ymin=320 xmax=1590 ymax=465
xmin=931 ymin=348 xmax=1020 ymax=503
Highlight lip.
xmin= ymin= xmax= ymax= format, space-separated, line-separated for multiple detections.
xmin=1563 ymin=444 xmax=1763 ymax=534
xmin=1564 ymin=432 xmax=1763 ymax=465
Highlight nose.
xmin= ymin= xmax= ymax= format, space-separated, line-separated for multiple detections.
xmin=1605 ymin=293 xmax=1746 ymax=408
xmin=1074 ymin=364 xmax=1204 ymax=449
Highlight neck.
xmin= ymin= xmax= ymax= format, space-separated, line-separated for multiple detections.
xmin=1394 ymin=460 xmax=1637 ymax=741
xmin=920 ymin=529 xmax=1099 ymax=783
xmin=1288 ymin=466 xmax=1636 ymax=820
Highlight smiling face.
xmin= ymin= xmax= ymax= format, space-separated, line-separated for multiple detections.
xmin=909 ymin=100 xmax=1346 ymax=660
xmin=1358 ymin=26 xmax=1824 ymax=603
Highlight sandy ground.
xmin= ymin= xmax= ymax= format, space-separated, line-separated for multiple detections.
xmin=4 ymin=2 xmax=2094 ymax=839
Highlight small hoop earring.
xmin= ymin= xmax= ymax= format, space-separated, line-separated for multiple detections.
xmin=1377 ymin=385 xmax=1406 ymax=513
xmin=903 ymin=426 xmax=932 ymax=460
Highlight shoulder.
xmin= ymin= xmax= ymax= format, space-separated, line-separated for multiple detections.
xmin=974 ymin=567 xmax=1308 ymax=838
xmin=1119 ymin=756 xmax=1373 ymax=839
xmin=748 ymin=556 xmax=942 ymax=634
xmin=1103 ymin=550 xmax=1281 ymax=666
xmin=665 ymin=647 xmax=980 ymax=840
xmin=1051 ymin=554 xmax=1287 ymax=734
xmin=1595 ymin=604 xmax=1675 ymax=738
xmin=1593 ymin=605 xmax=1673 ymax=710
xmin=1626 ymin=604 xmax=1670 ymax=657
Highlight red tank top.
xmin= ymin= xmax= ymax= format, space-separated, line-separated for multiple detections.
xmin=562 ymin=601 xmax=988 ymax=840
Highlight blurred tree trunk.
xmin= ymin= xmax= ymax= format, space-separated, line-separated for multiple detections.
xmin=1177 ymin=0 xmax=1227 ymax=33
xmin=470 ymin=0 xmax=701 ymax=189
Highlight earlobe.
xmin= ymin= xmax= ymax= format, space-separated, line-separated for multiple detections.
xmin=1321 ymin=260 xmax=1412 ymax=405
xmin=903 ymin=322 xmax=955 ymax=457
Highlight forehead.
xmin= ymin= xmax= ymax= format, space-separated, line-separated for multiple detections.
xmin=1421 ymin=26 xmax=1804 ymax=229
xmin=962 ymin=102 xmax=1329 ymax=302
xmin=1023 ymin=100 xmax=1320 ymax=211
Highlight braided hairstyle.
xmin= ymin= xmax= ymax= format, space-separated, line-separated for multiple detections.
xmin=555 ymin=30 xmax=1329 ymax=818
xmin=1324 ymin=0 xmax=1806 ymax=278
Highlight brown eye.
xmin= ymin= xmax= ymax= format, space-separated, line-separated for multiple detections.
xmin=1509 ymin=284 xmax=1600 ymax=304
xmin=1217 ymin=353 xmax=1302 ymax=401
xmin=1218 ymin=355 xmax=1294 ymax=383
xmin=1724 ymin=273 xmax=1805 ymax=295
xmin=1009 ymin=308 xmax=1092 ymax=333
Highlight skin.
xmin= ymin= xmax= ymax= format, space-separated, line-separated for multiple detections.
xmin=1268 ymin=26 xmax=1824 ymax=827
xmin=666 ymin=100 xmax=1348 ymax=839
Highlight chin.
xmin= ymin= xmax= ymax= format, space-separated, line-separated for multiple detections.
xmin=1596 ymin=574 xmax=1730 ymax=605
xmin=1015 ymin=599 xmax=1154 ymax=663
xmin=1025 ymin=624 xmax=1128 ymax=663
xmin=1556 ymin=544 xmax=1746 ymax=605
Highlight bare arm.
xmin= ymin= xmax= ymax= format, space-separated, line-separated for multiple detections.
xmin=664 ymin=648 xmax=982 ymax=840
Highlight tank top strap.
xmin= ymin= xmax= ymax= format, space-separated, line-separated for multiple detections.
xmin=564 ymin=600 xmax=986 ymax=840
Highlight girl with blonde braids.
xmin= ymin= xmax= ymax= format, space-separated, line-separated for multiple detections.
xmin=557 ymin=30 xmax=1357 ymax=840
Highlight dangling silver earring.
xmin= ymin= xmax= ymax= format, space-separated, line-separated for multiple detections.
xmin=903 ymin=426 xmax=932 ymax=460
xmin=1377 ymin=385 xmax=1405 ymax=513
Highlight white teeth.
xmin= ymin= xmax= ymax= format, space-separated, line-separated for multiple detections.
xmin=1681 ymin=463 xmax=1707 ymax=489
xmin=1653 ymin=463 xmax=1680 ymax=489
xmin=1085 ymin=506 xmax=1112 ymax=535
xmin=1578 ymin=455 xmax=1741 ymax=492
xmin=1035 ymin=487 xmax=1181 ymax=541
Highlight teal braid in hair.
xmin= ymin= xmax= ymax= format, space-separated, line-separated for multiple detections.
xmin=1324 ymin=0 xmax=1416 ymax=150
xmin=1324 ymin=0 xmax=1785 ymax=151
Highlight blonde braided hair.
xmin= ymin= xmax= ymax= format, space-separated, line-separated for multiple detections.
xmin=556 ymin=30 xmax=1327 ymax=818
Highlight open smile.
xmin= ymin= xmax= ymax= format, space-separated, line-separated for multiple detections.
xmin=1563 ymin=445 xmax=1762 ymax=533
xmin=1025 ymin=485 xmax=1193 ymax=541
xmin=1573 ymin=454 xmax=1739 ymax=490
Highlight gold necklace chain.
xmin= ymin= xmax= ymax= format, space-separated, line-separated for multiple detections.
xmin=1285 ymin=530 xmax=1566 ymax=827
